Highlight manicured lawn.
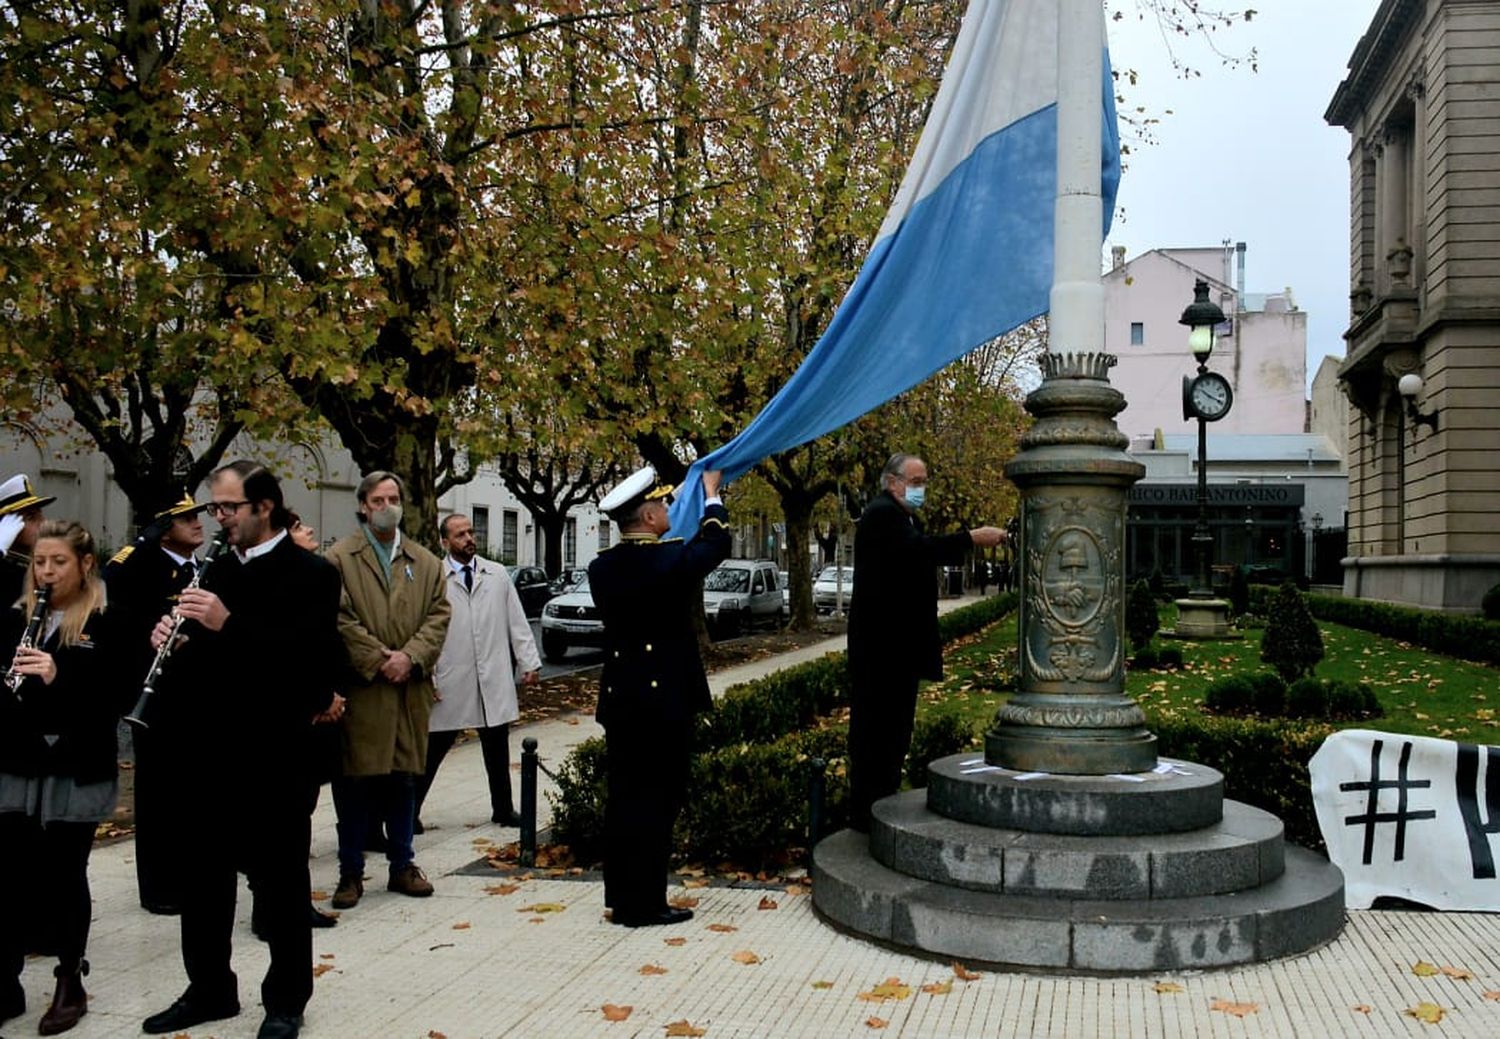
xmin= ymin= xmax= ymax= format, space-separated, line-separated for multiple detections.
xmin=920 ymin=604 xmax=1500 ymax=743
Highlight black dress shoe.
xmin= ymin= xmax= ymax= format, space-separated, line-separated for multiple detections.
xmin=412 ymin=817 xmax=425 ymax=835
xmin=613 ymin=907 xmax=694 ymax=928
xmin=257 ymin=1012 xmax=303 ymax=1039
xmin=491 ymin=810 xmax=523 ymax=827
xmin=143 ymin=994 xmax=241 ymax=1034
xmin=309 ymin=904 xmax=338 ymax=928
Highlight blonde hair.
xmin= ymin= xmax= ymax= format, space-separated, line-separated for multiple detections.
xmin=24 ymin=520 xmax=105 ymax=647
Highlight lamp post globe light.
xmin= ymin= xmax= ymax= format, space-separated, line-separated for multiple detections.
xmin=1173 ymin=280 xmax=1236 ymax=639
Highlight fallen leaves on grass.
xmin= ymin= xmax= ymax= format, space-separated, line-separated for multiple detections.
xmin=857 ymin=979 xmax=912 ymax=1002
xmin=730 ymin=950 xmax=761 ymax=965
xmin=921 ymin=979 xmax=953 ymax=995
xmin=664 ymin=1020 xmax=706 ymax=1036
xmin=1405 ymin=1002 xmax=1445 ymax=1024
xmin=1153 ymin=982 xmax=1184 ymax=994
xmin=1209 ymin=999 xmax=1258 ymax=1018
xmin=484 ymin=884 xmax=520 ymax=896
xmin=639 ymin=964 xmax=669 ymax=976
xmin=601 ymin=1004 xmax=633 ymax=1022
xmin=706 ymin=923 xmax=738 ymax=933
xmin=757 ymin=896 xmax=778 ymax=911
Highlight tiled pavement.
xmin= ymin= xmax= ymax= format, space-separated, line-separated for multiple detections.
xmin=12 ymin=598 xmax=1500 ymax=1037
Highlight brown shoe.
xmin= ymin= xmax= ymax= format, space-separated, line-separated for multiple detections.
xmin=330 ymin=873 xmax=364 ymax=910
xmin=387 ymin=864 xmax=434 ymax=898
xmin=38 ymin=960 xmax=87 ymax=1036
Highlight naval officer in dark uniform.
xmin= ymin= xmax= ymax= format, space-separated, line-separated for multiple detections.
xmin=588 ymin=465 xmax=729 ymax=927
xmin=104 ymin=492 xmax=209 ymax=915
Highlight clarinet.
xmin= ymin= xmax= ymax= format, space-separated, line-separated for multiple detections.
xmin=125 ymin=530 xmax=230 ymax=729
xmin=5 ymin=584 xmax=52 ymax=699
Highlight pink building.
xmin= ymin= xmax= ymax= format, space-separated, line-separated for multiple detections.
xmin=1103 ymin=245 xmax=1307 ymax=439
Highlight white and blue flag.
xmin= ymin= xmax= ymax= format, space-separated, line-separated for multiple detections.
xmin=669 ymin=0 xmax=1120 ymax=536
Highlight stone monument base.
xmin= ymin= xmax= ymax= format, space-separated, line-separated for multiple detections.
xmin=811 ymin=754 xmax=1344 ymax=972
xmin=1170 ymin=597 xmax=1238 ymax=639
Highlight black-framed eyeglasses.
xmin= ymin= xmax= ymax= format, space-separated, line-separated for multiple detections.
xmin=205 ymin=500 xmax=250 ymax=518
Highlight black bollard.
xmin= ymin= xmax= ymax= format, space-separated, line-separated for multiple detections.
xmin=520 ymin=737 xmax=538 ymax=867
xmin=807 ymin=756 xmax=827 ymax=861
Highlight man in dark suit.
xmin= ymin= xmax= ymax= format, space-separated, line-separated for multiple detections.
xmin=589 ymin=465 xmax=729 ymax=928
xmin=105 ymin=491 xmax=208 ymax=915
xmin=0 ymin=474 xmax=53 ymax=608
xmin=140 ymin=462 xmax=343 ymax=1039
xmin=846 ymin=453 xmax=1005 ymax=831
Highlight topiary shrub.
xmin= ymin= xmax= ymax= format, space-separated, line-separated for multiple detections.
xmin=1126 ymin=579 xmax=1161 ymax=651
xmin=547 ymin=736 xmax=609 ymax=862
xmin=1327 ymin=679 xmax=1382 ymax=720
xmin=1261 ymin=582 xmax=1325 ymax=681
xmin=1248 ymin=671 xmax=1287 ymax=716
xmin=1204 ymin=675 xmax=1255 ymax=715
xmin=1156 ymin=645 xmax=1184 ymax=669
xmin=1285 ymin=676 xmax=1329 ymax=719
xmin=905 ymin=711 xmax=979 ymax=788
xmin=1484 ymin=583 xmax=1500 ymax=621
xmin=1131 ymin=646 xmax=1160 ymax=670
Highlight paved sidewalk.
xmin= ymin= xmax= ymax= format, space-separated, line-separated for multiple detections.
xmin=14 ymin=593 xmax=1500 ymax=1037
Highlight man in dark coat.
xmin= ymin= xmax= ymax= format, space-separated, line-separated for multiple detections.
xmin=105 ymin=491 xmax=209 ymax=915
xmin=589 ymin=465 xmax=729 ymax=927
xmin=0 ymin=475 xmax=53 ymax=609
xmin=140 ymin=462 xmax=343 ymax=1039
xmin=846 ymin=453 xmax=1005 ymax=831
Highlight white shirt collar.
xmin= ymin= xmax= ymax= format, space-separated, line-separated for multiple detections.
xmin=236 ymin=528 xmax=288 ymax=563
xmin=446 ymin=554 xmax=479 ymax=575
xmin=161 ymin=546 xmax=193 ymax=567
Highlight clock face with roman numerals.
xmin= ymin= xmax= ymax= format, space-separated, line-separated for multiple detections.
xmin=1183 ymin=371 xmax=1233 ymax=422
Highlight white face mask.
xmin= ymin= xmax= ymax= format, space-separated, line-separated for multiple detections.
xmin=368 ymin=504 xmax=403 ymax=534
xmin=904 ymin=485 xmax=926 ymax=510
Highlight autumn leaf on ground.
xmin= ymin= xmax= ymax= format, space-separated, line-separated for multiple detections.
xmin=1153 ymin=982 xmax=1184 ymax=994
xmin=811 ymin=981 xmax=834 ymax=990
xmin=319 ymin=953 xmax=335 ymax=960
xmin=309 ymin=890 xmax=329 ymax=901
xmin=707 ymin=923 xmax=738 ymax=933
xmin=758 ymin=896 xmax=779 ymax=911
xmin=1209 ymin=999 xmax=1259 ymax=1018
xmin=452 ymin=922 xmax=471 ymax=930
xmin=663 ymin=1020 xmax=706 ymax=1037
xmin=518 ymin=903 xmax=565 ymax=914
xmin=601 ymin=1004 xmax=633 ymax=1022
xmin=1484 ymin=990 xmax=1500 ymax=1002
xmin=427 ymin=1032 xmax=447 ymax=1039
xmin=682 ymin=877 xmax=712 ymax=889
xmin=785 ymin=883 xmax=811 ymax=896
xmin=639 ymin=964 xmax=669 ymax=976
xmin=484 ymin=884 xmax=520 ymax=896
xmin=864 ymin=1017 xmax=888 ymax=1029
xmin=1412 ymin=961 xmax=1441 ymax=977
xmin=1352 ymin=1005 xmax=1372 ymax=1014
xmin=731 ymin=950 xmax=762 ymax=965
xmin=858 ymin=979 xmax=912 ymax=1002
xmin=1440 ymin=965 xmax=1474 ymax=980
xmin=952 ymin=962 xmax=982 ymax=981
xmin=1405 ymin=1002 xmax=1445 ymax=1024
xmin=668 ymin=896 xmax=699 ymax=909
xmin=921 ymin=979 xmax=953 ymax=995
xmin=664 ymin=937 xmax=687 ymax=946
xmin=311 ymin=963 xmax=336 ymax=978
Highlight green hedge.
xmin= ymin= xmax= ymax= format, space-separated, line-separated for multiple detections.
xmin=1300 ymin=592 xmax=1500 ymax=667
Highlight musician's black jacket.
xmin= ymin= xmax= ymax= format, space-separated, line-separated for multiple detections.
xmin=104 ymin=541 xmax=198 ymax=689
xmin=153 ymin=534 xmax=343 ymax=764
xmin=0 ymin=607 xmax=126 ymax=784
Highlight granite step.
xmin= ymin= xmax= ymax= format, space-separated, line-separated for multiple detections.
xmin=869 ymin=790 xmax=1285 ymax=900
xmin=812 ymin=828 xmax=1344 ymax=972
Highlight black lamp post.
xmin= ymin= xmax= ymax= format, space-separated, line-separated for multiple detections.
xmin=1179 ymin=280 xmax=1229 ymax=601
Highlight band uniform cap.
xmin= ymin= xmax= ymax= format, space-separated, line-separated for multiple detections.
xmin=599 ymin=465 xmax=675 ymax=518
xmin=0 ymin=475 xmax=55 ymax=516
xmin=154 ymin=492 xmax=207 ymax=521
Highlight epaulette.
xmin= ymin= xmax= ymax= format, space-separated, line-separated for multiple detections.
xmin=109 ymin=545 xmax=135 ymax=565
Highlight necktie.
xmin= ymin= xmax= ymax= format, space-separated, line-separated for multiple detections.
xmin=462 ymin=564 xmax=473 ymax=591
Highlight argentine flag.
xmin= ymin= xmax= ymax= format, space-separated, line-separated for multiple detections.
xmin=669 ymin=0 xmax=1120 ymax=536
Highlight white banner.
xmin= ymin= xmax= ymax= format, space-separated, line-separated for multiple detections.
xmin=1311 ymin=729 xmax=1500 ymax=910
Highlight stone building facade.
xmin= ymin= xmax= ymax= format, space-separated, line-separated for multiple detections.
xmin=1326 ymin=0 xmax=1500 ymax=611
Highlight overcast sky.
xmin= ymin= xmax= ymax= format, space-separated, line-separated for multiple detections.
xmin=1102 ymin=1 xmax=1383 ymax=389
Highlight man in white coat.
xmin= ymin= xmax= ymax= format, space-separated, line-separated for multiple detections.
xmin=415 ymin=513 xmax=541 ymax=830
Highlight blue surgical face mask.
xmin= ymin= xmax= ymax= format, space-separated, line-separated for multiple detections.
xmin=904 ymin=485 xmax=926 ymax=510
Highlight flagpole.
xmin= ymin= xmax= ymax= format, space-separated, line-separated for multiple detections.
xmin=1049 ymin=0 xmax=1103 ymax=350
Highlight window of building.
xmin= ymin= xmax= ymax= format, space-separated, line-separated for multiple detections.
xmin=564 ymin=517 xmax=577 ymax=568
xmin=472 ymin=506 xmax=490 ymax=556
xmin=598 ymin=518 xmax=611 ymax=551
xmin=501 ymin=509 xmax=518 ymax=565
xmin=1129 ymin=322 xmax=1144 ymax=346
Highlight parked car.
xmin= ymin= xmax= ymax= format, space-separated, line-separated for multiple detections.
xmin=813 ymin=565 xmax=855 ymax=613
xmin=549 ymin=567 xmax=587 ymax=596
xmin=539 ymin=572 xmax=605 ymax=662
xmin=778 ymin=570 xmax=790 ymax=619
xmin=703 ymin=559 xmax=782 ymax=637
xmin=507 ymin=564 xmax=554 ymax=618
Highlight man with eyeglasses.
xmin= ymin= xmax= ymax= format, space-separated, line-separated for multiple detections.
xmin=139 ymin=461 xmax=344 ymax=1039
xmin=846 ymin=453 xmax=1005 ymax=832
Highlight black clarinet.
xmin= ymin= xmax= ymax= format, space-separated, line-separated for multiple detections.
xmin=125 ymin=531 xmax=230 ymax=728
xmin=5 ymin=584 xmax=51 ymax=701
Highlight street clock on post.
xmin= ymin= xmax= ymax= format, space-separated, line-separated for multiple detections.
xmin=1182 ymin=371 xmax=1233 ymax=422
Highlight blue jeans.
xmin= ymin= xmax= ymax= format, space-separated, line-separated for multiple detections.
xmin=332 ymin=773 xmax=416 ymax=877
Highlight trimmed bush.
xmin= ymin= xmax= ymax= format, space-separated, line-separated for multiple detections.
xmin=548 ymin=736 xmax=608 ymax=861
xmin=1286 ymin=676 xmax=1329 ymax=719
xmin=1327 ymin=679 xmax=1382 ymax=720
xmin=939 ymin=591 xmax=1020 ymax=643
xmin=699 ymin=653 xmax=848 ymax=750
xmin=1300 ymin=593 xmax=1500 ymax=668
xmin=1261 ymin=582 xmax=1324 ymax=681
xmin=1126 ymin=579 xmax=1161 ymax=651
xmin=905 ymin=711 xmax=979 ymax=787
xmin=1248 ymin=671 xmax=1287 ymax=716
xmin=1156 ymin=645 xmax=1184 ymax=669
xmin=1204 ymin=675 xmax=1255 ymax=715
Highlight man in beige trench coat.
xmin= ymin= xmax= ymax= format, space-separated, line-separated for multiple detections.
xmin=325 ymin=471 xmax=451 ymax=909
xmin=414 ymin=513 xmax=541 ymax=831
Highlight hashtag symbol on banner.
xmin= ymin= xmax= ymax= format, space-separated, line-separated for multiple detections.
xmin=1340 ymin=739 xmax=1436 ymax=866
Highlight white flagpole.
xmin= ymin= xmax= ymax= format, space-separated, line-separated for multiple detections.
xmin=1049 ymin=0 xmax=1105 ymax=353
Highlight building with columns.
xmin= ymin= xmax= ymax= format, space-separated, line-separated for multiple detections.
xmin=1326 ymin=0 xmax=1500 ymax=611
